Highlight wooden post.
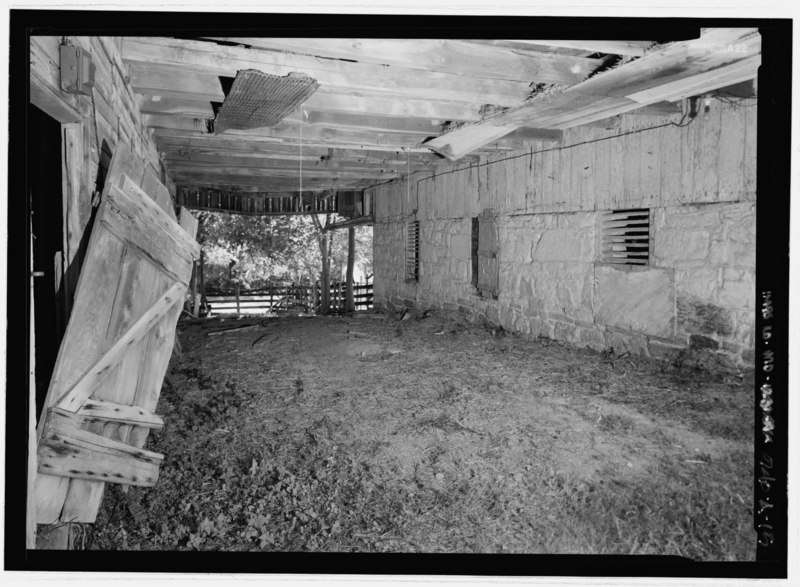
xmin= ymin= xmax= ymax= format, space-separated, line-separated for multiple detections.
xmin=199 ymin=249 xmax=206 ymax=312
xmin=269 ymin=284 xmax=274 ymax=313
xmin=345 ymin=226 xmax=355 ymax=313
xmin=190 ymin=260 xmax=198 ymax=317
xmin=235 ymin=282 xmax=241 ymax=318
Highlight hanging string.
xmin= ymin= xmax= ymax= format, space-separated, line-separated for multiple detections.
xmin=406 ymin=148 xmax=410 ymax=203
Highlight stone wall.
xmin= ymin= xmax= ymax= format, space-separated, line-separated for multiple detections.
xmin=372 ymin=101 xmax=757 ymax=368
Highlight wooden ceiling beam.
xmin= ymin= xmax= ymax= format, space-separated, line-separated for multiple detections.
xmin=426 ymin=28 xmax=760 ymax=160
xmin=507 ymin=39 xmax=655 ymax=56
xmin=136 ymin=95 xmax=216 ymax=118
xmin=282 ymin=111 xmax=446 ymax=135
xmin=162 ymin=153 xmax=435 ymax=172
xmin=127 ymin=63 xmax=225 ymax=102
xmin=122 ymin=37 xmax=532 ymax=107
xmin=156 ymin=141 xmax=450 ymax=164
xmin=151 ymin=119 xmax=536 ymax=155
xmin=147 ymin=108 xmax=450 ymax=137
xmin=204 ymin=37 xmax=604 ymax=85
xmin=132 ymin=85 xmax=481 ymax=123
xmin=166 ymin=163 xmax=401 ymax=180
xmin=145 ymin=114 xmax=434 ymax=149
xmin=151 ymin=128 xmax=436 ymax=153
xmin=180 ymin=188 xmax=331 ymax=199
xmin=168 ymin=174 xmax=375 ymax=191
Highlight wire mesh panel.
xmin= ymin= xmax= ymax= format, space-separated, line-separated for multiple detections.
xmin=600 ymin=208 xmax=650 ymax=265
xmin=214 ymin=70 xmax=320 ymax=133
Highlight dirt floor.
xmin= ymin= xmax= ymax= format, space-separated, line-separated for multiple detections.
xmin=92 ymin=309 xmax=755 ymax=559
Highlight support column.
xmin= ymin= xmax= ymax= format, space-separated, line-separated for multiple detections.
xmin=345 ymin=226 xmax=355 ymax=313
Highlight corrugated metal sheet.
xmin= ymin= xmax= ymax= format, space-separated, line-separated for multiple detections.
xmin=214 ymin=70 xmax=319 ymax=133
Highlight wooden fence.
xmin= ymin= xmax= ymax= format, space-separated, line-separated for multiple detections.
xmin=205 ymin=282 xmax=373 ymax=316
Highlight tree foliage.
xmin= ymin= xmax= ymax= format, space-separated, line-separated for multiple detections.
xmin=196 ymin=211 xmax=372 ymax=291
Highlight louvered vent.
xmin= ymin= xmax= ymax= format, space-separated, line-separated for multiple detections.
xmin=405 ymin=220 xmax=419 ymax=282
xmin=601 ymin=208 xmax=650 ymax=265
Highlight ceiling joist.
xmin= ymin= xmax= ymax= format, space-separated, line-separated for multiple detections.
xmin=122 ymin=37 xmax=534 ymax=108
xmin=115 ymin=30 xmax=758 ymax=195
xmin=426 ymin=28 xmax=760 ymax=160
xmin=203 ymin=37 xmax=605 ymax=85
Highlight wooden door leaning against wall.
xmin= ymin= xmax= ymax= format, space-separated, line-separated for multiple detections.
xmin=33 ymin=149 xmax=199 ymax=548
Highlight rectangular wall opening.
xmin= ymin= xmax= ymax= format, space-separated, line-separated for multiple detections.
xmin=28 ymin=103 xmax=66 ymax=421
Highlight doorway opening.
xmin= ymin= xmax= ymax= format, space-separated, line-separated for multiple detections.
xmin=28 ymin=104 xmax=66 ymax=421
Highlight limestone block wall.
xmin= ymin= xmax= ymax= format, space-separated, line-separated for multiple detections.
xmin=371 ymin=101 xmax=757 ymax=367
xmin=652 ymin=202 xmax=756 ymax=363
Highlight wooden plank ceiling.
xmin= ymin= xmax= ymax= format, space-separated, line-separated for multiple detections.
xmin=122 ymin=30 xmax=759 ymax=195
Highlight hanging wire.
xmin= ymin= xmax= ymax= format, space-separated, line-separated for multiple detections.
xmin=406 ymin=148 xmax=410 ymax=203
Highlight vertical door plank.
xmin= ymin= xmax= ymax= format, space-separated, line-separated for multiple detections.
xmin=58 ymin=253 xmax=164 ymax=521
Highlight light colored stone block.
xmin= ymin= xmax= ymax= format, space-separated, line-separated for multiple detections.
xmin=532 ymin=229 xmax=592 ymax=262
xmin=655 ymin=229 xmax=711 ymax=263
xmin=717 ymin=274 xmax=755 ymax=310
xmin=595 ymin=265 xmax=675 ymax=338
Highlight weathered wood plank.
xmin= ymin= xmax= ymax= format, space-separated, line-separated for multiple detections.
xmin=116 ymin=176 xmax=200 ymax=261
xmin=574 ymin=139 xmax=595 ymax=211
xmin=608 ymin=127 xmax=625 ymax=210
xmin=128 ymin=273 xmax=177 ymax=452
xmin=639 ymin=125 xmax=661 ymax=208
xmin=146 ymin=114 xmax=437 ymax=150
xmin=38 ymin=410 xmax=163 ymax=487
xmin=658 ymin=122 xmax=683 ymax=206
xmin=207 ymin=37 xmax=603 ymax=84
xmin=512 ymin=39 xmax=654 ymax=56
xmin=716 ymin=101 xmax=746 ymax=202
xmin=102 ymin=143 xmax=146 ymax=200
xmin=679 ymin=110 xmax=697 ymax=204
xmin=426 ymin=28 xmax=760 ymax=160
xmin=163 ymin=152 xmax=433 ymax=173
xmin=178 ymin=207 xmax=199 ymax=238
xmin=37 ymin=229 xmax=128 ymax=438
xmin=693 ymin=105 xmax=722 ymax=202
xmin=55 ymin=282 xmax=183 ymax=412
xmin=141 ymin=168 xmax=176 ymax=219
xmin=152 ymin=128 xmax=436 ymax=154
xmin=78 ymin=399 xmax=164 ymax=430
xmin=742 ymin=100 xmax=757 ymax=198
xmin=35 ymin=225 xmax=128 ymax=523
xmin=122 ymin=38 xmax=533 ymax=107
xmin=29 ymin=73 xmax=82 ymax=123
xmin=166 ymin=162 xmax=402 ymax=180
xmin=621 ymin=118 xmax=642 ymax=207
xmin=158 ymin=141 xmax=443 ymax=164
xmin=173 ymin=175 xmax=375 ymax=192
xmin=137 ymin=94 xmax=216 ymax=117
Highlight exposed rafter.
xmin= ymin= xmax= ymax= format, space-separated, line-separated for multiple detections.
xmin=426 ymin=28 xmax=760 ymax=160
xmin=119 ymin=30 xmax=758 ymax=195
xmin=203 ymin=37 xmax=606 ymax=84
xmin=506 ymin=39 xmax=654 ymax=56
xmin=122 ymin=37 xmax=534 ymax=108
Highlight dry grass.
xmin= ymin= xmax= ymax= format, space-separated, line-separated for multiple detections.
xmin=92 ymin=312 xmax=755 ymax=559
